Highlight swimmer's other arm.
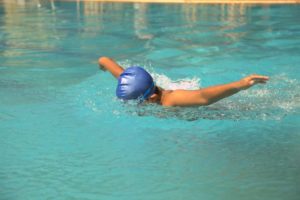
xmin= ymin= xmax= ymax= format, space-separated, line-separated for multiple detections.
xmin=162 ymin=75 xmax=269 ymax=107
xmin=98 ymin=57 xmax=124 ymax=78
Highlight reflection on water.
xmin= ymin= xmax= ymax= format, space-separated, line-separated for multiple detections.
xmin=1 ymin=0 xmax=61 ymax=58
xmin=1 ymin=0 xmax=290 ymax=59
xmin=1 ymin=1 xmax=300 ymax=200
xmin=2 ymin=0 xmax=299 ymax=76
xmin=134 ymin=3 xmax=153 ymax=40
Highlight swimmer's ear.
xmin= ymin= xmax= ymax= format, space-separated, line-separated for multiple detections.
xmin=148 ymin=93 xmax=159 ymax=103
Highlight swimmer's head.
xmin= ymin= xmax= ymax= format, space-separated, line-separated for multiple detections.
xmin=116 ymin=67 xmax=155 ymax=101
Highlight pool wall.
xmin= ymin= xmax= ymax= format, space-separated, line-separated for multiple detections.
xmin=59 ymin=0 xmax=300 ymax=4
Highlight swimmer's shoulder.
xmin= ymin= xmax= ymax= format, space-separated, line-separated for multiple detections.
xmin=160 ymin=90 xmax=175 ymax=106
xmin=161 ymin=89 xmax=199 ymax=107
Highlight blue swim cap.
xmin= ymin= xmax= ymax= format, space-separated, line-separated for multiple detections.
xmin=116 ymin=67 xmax=155 ymax=101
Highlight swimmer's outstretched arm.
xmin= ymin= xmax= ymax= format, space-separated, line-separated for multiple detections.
xmin=162 ymin=75 xmax=269 ymax=107
xmin=98 ymin=57 xmax=124 ymax=79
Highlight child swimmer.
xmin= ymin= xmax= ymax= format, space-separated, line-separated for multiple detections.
xmin=99 ymin=57 xmax=269 ymax=107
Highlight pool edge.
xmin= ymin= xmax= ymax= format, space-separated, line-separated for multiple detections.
xmin=57 ymin=0 xmax=300 ymax=4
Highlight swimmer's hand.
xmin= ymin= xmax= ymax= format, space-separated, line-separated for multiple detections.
xmin=239 ymin=74 xmax=269 ymax=90
xmin=98 ymin=57 xmax=124 ymax=78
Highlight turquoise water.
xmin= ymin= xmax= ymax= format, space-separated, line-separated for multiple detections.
xmin=1 ymin=1 xmax=300 ymax=199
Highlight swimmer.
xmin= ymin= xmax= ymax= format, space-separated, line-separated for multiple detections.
xmin=98 ymin=56 xmax=269 ymax=107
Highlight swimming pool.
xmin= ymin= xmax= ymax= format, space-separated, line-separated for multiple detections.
xmin=1 ymin=1 xmax=300 ymax=199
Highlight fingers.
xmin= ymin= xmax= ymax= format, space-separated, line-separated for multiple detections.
xmin=250 ymin=74 xmax=269 ymax=81
xmin=246 ymin=74 xmax=269 ymax=85
xmin=257 ymin=80 xmax=267 ymax=84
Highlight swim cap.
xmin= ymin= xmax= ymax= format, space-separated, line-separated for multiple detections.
xmin=116 ymin=67 xmax=155 ymax=101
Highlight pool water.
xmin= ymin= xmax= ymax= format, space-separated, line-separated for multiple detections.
xmin=1 ymin=1 xmax=300 ymax=200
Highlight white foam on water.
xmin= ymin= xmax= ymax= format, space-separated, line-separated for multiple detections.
xmin=216 ymin=73 xmax=300 ymax=120
xmin=118 ymin=60 xmax=201 ymax=90
xmin=151 ymin=73 xmax=201 ymax=90
xmin=76 ymin=62 xmax=299 ymax=121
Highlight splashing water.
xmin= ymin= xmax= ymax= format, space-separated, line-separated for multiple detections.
xmin=75 ymin=69 xmax=300 ymax=122
xmin=1 ymin=3 xmax=300 ymax=200
xmin=118 ymin=60 xmax=201 ymax=90
xmin=151 ymin=73 xmax=200 ymax=90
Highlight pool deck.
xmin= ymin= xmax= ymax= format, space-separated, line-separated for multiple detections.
xmin=72 ymin=0 xmax=300 ymax=4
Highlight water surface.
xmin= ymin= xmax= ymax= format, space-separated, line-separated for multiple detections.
xmin=0 ymin=1 xmax=300 ymax=200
